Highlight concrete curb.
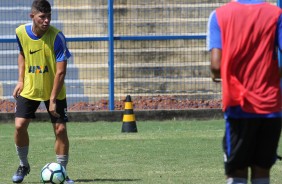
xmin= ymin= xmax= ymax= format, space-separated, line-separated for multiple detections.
xmin=0 ymin=109 xmax=223 ymax=123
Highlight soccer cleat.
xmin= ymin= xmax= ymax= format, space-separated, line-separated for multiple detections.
xmin=64 ymin=176 xmax=75 ymax=184
xmin=12 ymin=165 xmax=30 ymax=183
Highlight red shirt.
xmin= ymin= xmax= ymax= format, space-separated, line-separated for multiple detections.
xmin=216 ymin=2 xmax=282 ymax=113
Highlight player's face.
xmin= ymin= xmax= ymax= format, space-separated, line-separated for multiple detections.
xmin=31 ymin=11 xmax=51 ymax=33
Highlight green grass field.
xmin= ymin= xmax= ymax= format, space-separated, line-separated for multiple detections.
xmin=1 ymin=120 xmax=282 ymax=183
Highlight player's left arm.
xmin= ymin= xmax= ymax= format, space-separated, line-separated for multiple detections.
xmin=49 ymin=32 xmax=71 ymax=117
xmin=207 ymin=10 xmax=222 ymax=82
xmin=211 ymin=49 xmax=221 ymax=82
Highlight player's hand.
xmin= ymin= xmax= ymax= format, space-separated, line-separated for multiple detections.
xmin=12 ymin=82 xmax=24 ymax=99
xmin=211 ymin=74 xmax=222 ymax=83
xmin=49 ymin=100 xmax=60 ymax=118
xmin=212 ymin=77 xmax=222 ymax=82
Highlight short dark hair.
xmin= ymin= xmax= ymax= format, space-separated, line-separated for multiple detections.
xmin=31 ymin=0 xmax=51 ymax=13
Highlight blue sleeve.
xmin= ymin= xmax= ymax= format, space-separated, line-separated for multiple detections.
xmin=277 ymin=14 xmax=282 ymax=51
xmin=54 ymin=32 xmax=71 ymax=62
xmin=207 ymin=10 xmax=222 ymax=51
xmin=16 ymin=35 xmax=23 ymax=51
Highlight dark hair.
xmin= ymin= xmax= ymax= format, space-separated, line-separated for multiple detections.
xmin=31 ymin=0 xmax=51 ymax=13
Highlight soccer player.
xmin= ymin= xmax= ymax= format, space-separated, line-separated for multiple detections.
xmin=12 ymin=0 xmax=74 ymax=183
xmin=207 ymin=0 xmax=282 ymax=184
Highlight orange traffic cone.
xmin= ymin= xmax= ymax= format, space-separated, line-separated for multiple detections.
xmin=121 ymin=95 xmax=137 ymax=133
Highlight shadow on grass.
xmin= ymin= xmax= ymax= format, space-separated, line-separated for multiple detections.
xmin=75 ymin=178 xmax=142 ymax=182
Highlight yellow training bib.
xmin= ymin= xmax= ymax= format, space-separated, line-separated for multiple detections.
xmin=16 ymin=25 xmax=66 ymax=101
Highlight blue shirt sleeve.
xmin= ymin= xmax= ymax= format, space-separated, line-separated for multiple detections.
xmin=16 ymin=35 xmax=23 ymax=51
xmin=207 ymin=10 xmax=222 ymax=51
xmin=54 ymin=32 xmax=72 ymax=62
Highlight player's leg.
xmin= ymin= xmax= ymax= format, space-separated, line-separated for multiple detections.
xmin=12 ymin=96 xmax=40 ymax=183
xmin=226 ymin=168 xmax=248 ymax=184
xmin=223 ymin=118 xmax=258 ymax=184
xmin=45 ymin=98 xmax=69 ymax=168
xmin=45 ymin=98 xmax=74 ymax=184
xmin=14 ymin=117 xmax=30 ymax=164
xmin=250 ymin=118 xmax=281 ymax=184
xmin=13 ymin=117 xmax=31 ymax=183
xmin=250 ymin=166 xmax=270 ymax=184
xmin=52 ymin=122 xmax=69 ymax=163
xmin=14 ymin=117 xmax=30 ymax=147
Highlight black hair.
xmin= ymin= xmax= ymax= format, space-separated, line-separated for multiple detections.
xmin=31 ymin=0 xmax=51 ymax=13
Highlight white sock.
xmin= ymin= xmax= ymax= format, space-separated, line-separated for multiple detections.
xmin=227 ymin=178 xmax=248 ymax=184
xmin=251 ymin=178 xmax=270 ymax=184
xmin=56 ymin=155 xmax=68 ymax=170
xmin=16 ymin=145 xmax=29 ymax=167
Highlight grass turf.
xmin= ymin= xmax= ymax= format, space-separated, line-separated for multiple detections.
xmin=0 ymin=120 xmax=282 ymax=183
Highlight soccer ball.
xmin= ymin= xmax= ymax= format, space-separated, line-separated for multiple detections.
xmin=41 ymin=162 xmax=67 ymax=184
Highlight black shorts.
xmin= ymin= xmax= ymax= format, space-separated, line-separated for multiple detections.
xmin=223 ymin=118 xmax=281 ymax=175
xmin=15 ymin=95 xmax=68 ymax=123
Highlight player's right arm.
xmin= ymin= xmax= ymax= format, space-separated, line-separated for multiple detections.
xmin=277 ymin=13 xmax=282 ymax=77
xmin=13 ymin=37 xmax=25 ymax=99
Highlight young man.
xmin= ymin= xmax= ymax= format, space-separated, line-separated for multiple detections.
xmin=12 ymin=0 xmax=74 ymax=183
xmin=207 ymin=0 xmax=282 ymax=184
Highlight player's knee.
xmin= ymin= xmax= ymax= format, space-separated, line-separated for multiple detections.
xmin=54 ymin=124 xmax=67 ymax=137
xmin=15 ymin=121 xmax=29 ymax=132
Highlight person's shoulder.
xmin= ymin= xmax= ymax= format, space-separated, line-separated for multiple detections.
xmin=213 ymin=2 xmax=233 ymax=15
xmin=208 ymin=10 xmax=217 ymax=27
xmin=48 ymin=25 xmax=62 ymax=34
xmin=218 ymin=2 xmax=232 ymax=8
xmin=16 ymin=23 xmax=31 ymax=34
xmin=264 ymin=2 xmax=280 ymax=7
xmin=263 ymin=3 xmax=282 ymax=15
xmin=16 ymin=24 xmax=25 ymax=29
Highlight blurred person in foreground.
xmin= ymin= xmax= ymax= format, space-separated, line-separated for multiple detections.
xmin=12 ymin=0 xmax=74 ymax=183
xmin=207 ymin=0 xmax=282 ymax=184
